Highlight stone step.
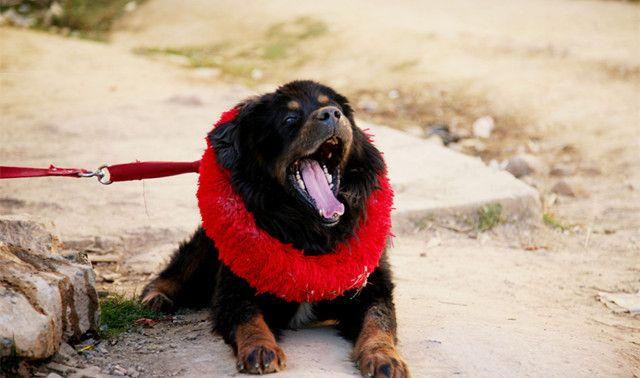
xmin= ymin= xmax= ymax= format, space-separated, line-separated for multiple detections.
xmin=363 ymin=123 xmax=541 ymax=231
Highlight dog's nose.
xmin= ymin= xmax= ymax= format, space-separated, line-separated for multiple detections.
xmin=315 ymin=106 xmax=342 ymax=126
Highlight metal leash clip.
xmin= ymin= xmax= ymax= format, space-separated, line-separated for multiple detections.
xmin=77 ymin=164 xmax=112 ymax=185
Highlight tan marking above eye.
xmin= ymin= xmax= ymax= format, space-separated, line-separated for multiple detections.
xmin=317 ymin=94 xmax=329 ymax=104
xmin=287 ymin=100 xmax=301 ymax=110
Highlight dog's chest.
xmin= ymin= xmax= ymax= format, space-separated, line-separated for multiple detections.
xmin=288 ymin=302 xmax=316 ymax=329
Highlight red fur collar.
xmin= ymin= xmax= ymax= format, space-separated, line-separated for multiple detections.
xmin=197 ymin=108 xmax=393 ymax=302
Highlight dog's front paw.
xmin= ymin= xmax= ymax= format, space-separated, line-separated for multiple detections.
xmin=140 ymin=282 xmax=175 ymax=313
xmin=237 ymin=343 xmax=286 ymax=375
xmin=355 ymin=346 xmax=409 ymax=378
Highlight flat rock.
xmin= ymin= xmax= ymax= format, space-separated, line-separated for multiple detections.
xmin=0 ymin=217 xmax=99 ymax=360
xmin=364 ymin=123 xmax=541 ymax=229
xmin=0 ymin=214 xmax=61 ymax=255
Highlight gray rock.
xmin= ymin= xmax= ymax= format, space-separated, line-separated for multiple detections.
xmin=551 ymin=180 xmax=576 ymax=197
xmin=425 ymin=124 xmax=461 ymax=145
xmin=505 ymin=156 xmax=533 ymax=178
xmin=68 ymin=365 xmax=105 ymax=378
xmin=550 ymin=164 xmax=574 ymax=177
xmin=52 ymin=341 xmax=79 ymax=364
xmin=0 ymin=217 xmax=99 ymax=360
xmin=0 ymin=215 xmax=61 ymax=255
xmin=46 ymin=361 xmax=76 ymax=375
xmin=504 ymin=154 xmax=547 ymax=178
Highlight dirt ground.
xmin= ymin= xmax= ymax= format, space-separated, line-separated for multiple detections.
xmin=1 ymin=0 xmax=639 ymax=376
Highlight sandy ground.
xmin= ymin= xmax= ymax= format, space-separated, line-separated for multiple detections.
xmin=1 ymin=0 xmax=639 ymax=376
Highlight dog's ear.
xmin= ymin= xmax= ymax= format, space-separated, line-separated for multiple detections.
xmin=209 ymin=121 xmax=239 ymax=169
xmin=208 ymin=99 xmax=258 ymax=169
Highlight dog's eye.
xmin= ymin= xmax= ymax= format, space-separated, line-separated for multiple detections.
xmin=284 ymin=115 xmax=299 ymax=126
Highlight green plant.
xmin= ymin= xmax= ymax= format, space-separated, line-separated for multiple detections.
xmin=55 ymin=0 xmax=135 ymax=36
xmin=99 ymin=294 xmax=161 ymax=338
xmin=543 ymin=212 xmax=567 ymax=231
xmin=476 ymin=203 xmax=503 ymax=232
xmin=134 ymin=16 xmax=328 ymax=82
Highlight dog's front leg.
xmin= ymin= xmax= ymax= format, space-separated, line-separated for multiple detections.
xmin=213 ymin=265 xmax=286 ymax=375
xmin=351 ymin=303 xmax=409 ymax=378
xmin=234 ymin=313 xmax=287 ymax=374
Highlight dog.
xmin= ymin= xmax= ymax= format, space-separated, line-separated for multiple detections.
xmin=141 ymin=80 xmax=409 ymax=377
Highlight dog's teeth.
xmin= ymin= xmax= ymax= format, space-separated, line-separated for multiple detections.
xmin=322 ymin=165 xmax=329 ymax=174
xmin=297 ymin=178 xmax=306 ymax=190
xmin=327 ymin=152 xmax=332 ymax=159
xmin=325 ymin=173 xmax=332 ymax=183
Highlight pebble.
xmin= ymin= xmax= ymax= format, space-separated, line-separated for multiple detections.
xmin=95 ymin=342 xmax=108 ymax=354
xmin=46 ymin=373 xmax=64 ymax=378
xmin=356 ymin=98 xmax=379 ymax=113
xmin=52 ymin=342 xmax=78 ymax=364
xmin=551 ymin=180 xmax=576 ymax=197
xmin=472 ymin=116 xmax=495 ymax=139
xmin=550 ymin=164 xmax=574 ymax=177
xmin=505 ymin=156 xmax=534 ymax=178
xmin=112 ymin=364 xmax=128 ymax=376
xmin=425 ymin=124 xmax=460 ymax=145
xmin=504 ymin=154 xmax=546 ymax=178
xmin=46 ymin=362 xmax=75 ymax=375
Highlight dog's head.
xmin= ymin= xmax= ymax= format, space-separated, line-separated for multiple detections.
xmin=209 ymin=81 xmax=384 ymax=250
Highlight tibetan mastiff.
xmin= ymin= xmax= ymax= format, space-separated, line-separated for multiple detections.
xmin=141 ymin=80 xmax=408 ymax=377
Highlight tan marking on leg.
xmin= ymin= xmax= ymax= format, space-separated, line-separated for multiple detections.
xmin=352 ymin=309 xmax=409 ymax=377
xmin=236 ymin=314 xmax=287 ymax=374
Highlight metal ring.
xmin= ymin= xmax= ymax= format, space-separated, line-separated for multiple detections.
xmin=96 ymin=164 xmax=112 ymax=185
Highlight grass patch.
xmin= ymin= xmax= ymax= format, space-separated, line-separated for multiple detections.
xmin=135 ymin=16 xmax=327 ymax=81
xmin=476 ymin=203 xmax=503 ymax=232
xmin=1 ymin=0 xmax=143 ymax=41
xmin=99 ymin=294 xmax=161 ymax=338
xmin=54 ymin=0 xmax=134 ymax=39
xmin=543 ymin=212 xmax=567 ymax=232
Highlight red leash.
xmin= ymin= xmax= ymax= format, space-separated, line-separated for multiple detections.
xmin=0 ymin=161 xmax=200 ymax=184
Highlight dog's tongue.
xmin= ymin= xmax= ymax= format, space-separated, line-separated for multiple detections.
xmin=300 ymin=160 xmax=344 ymax=220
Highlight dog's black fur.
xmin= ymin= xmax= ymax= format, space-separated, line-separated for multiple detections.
xmin=142 ymin=81 xmax=408 ymax=377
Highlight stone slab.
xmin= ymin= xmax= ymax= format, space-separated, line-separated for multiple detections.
xmin=363 ymin=123 xmax=541 ymax=229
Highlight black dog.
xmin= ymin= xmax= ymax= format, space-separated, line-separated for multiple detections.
xmin=141 ymin=81 xmax=409 ymax=377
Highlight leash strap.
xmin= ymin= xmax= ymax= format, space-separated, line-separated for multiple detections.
xmin=0 ymin=161 xmax=201 ymax=184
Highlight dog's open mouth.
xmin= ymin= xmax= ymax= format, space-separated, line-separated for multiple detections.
xmin=288 ymin=137 xmax=344 ymax=226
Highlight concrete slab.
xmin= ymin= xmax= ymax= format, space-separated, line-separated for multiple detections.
xmin=363 ymin=123 xmax=541 ymax=229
